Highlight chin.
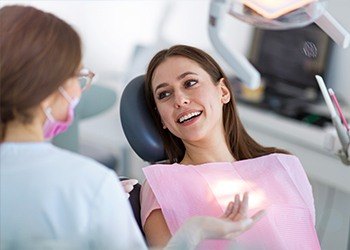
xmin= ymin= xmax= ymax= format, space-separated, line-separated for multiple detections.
xmin=181 ymin=132 xmax=207 ymax=143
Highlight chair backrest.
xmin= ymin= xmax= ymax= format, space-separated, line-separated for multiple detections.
xmin=120 ymin=76 xmax=168 ymax=240
xmin=120 ymin=75 xmax=167 ymax=163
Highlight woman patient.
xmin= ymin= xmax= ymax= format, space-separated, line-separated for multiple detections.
xmin=140 ymin=45 xmax=320 ymax=249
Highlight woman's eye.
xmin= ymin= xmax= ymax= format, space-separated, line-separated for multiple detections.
xmin=185 ymin=79 xmax=198 ymax=88
xmin=158 ymin=91 xmax=171 ymax=100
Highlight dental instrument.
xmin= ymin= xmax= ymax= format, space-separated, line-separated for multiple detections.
xmin=328 ymin=88 xmax=350 ymax=132
xmin=315 ymin=75 xmax=350 ymax=166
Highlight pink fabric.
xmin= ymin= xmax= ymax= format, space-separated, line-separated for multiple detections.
xmin=141 ymin=153 xmax=320 ymax=250
xmin=140 ymin=180 xmax=161 ymax=228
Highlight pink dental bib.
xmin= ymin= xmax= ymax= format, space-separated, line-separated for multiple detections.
xmin=142 ymin=153 xmax=320 ymax=250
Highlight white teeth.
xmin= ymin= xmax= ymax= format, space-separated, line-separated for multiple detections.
xmin=179 ymin=111 xmax=201 ymax=123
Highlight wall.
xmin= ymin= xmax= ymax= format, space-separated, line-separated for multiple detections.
xmin=326 ymin=0 xmax=350 ymax=104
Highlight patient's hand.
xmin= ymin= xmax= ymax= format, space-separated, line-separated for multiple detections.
xmin=218 ymin=192 xmax=266 ymax=239
xmin=221 ymin=192 xmax=250 ymax=221
xmin=164 ymin=192 xmax=266 ymax=249
xmin=120 ymin=179 xmax=138 ymax=198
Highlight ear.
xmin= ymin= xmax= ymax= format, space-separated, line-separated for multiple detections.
xmin=161 ymin=120 xmax=167 ymax=129
xmin=40 ymin=96 xmax=52 ymax=110
xmin=218 ymin=78 xmax=231 ymax=104
xmin=39 ymin=92 xmax=57 ymax=110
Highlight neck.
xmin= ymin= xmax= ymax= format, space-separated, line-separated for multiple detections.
xmin=3 ymin=119 xmax=45 ymax=142
xmin=180 ymin=129 xmax=235 ymax=165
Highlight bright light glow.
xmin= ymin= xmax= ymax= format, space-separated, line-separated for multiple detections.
xmin=243 ymin=0 xmax=316 ymax=19
xmin=210 ymin=180 xmax=267 ymax=211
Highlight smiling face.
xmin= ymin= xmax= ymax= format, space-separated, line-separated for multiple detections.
xmin=151 ymin=56 xmax=230 ymax=144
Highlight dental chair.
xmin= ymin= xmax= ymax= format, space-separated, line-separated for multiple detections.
xmin=119 ymin=75 xmax=167 ymax=238
xmin=120 ymin=75 xmax=166 ymax=163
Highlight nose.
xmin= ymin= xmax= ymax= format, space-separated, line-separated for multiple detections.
xmin=173 ymin=90 xmax=190 ymax=109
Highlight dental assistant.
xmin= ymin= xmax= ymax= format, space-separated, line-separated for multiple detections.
xmin=0 ymin=5 xmax=147 ymax=249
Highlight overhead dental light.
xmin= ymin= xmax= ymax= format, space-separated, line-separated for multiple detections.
xmin=229 ymin=0 xmax=326 ymax=29
xmin=209 ymin=0 xmax=350 ymax=89
xmin=238 ymin=0 xmax=318 ymax=20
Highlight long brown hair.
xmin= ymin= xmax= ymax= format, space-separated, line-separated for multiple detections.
xmin=145 ymin=45 xmax=288 ymax=163
xmin=0 ymin=5 xmax=82 ymax=140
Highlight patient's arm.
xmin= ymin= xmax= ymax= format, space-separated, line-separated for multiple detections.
xmin=144 ymin=209 xmax=171 ymax=248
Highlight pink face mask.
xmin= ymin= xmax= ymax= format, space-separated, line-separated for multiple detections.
xmin=43 ymin=87 xmax=80 ymax=139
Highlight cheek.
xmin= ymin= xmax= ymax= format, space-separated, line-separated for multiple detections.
xmin=198 ymin=89 xmax=221 ymax=107
xmin=51 ymin=97 xmax=70 ymax=121
xmin=158 ymin=107 xmax=172 ymax=124
xmin=64 ymin=78 xmax=82 ymax=99
xmin=157 ymin=101 xmax=178 ymax=127
xmin=202 ymin=92 xmax=224 ymax=118
xmin=68 ymin=82 xmax=82 ymax=99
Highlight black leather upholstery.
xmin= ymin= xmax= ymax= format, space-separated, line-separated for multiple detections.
xmin=120 ymin=75 xmax=166 ymax=163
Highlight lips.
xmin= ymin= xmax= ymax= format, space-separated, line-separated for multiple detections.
xmin=177 ymin=111 xmax=202 ymax=124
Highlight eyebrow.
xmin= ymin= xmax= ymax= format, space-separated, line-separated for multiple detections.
xmin=154 ymin=71 xmax=198 ymax=92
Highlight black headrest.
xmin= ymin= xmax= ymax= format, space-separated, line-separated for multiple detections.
xmin=120 ymin=75 xmax=166 ymax=163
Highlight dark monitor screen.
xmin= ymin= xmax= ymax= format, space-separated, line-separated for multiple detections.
xmin=249 ymin=24 xmax=333 ymax=92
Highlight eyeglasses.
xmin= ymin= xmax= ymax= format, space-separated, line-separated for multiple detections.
xmin=78 ymin=68 xmax=95 ymax=91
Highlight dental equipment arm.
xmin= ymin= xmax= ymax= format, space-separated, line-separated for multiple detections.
xmin=315 ymin=75 xmax=350 ymax=166
xmin=209 ymin=0 xmax=261 ymax=89
xmin=313 ymin=9 xmax=350 ymax=49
